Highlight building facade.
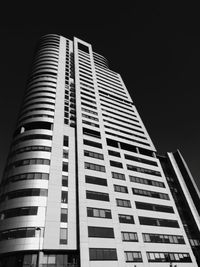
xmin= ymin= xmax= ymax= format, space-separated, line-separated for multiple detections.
xmin=0 ymin=34 xmax=199 ymax=267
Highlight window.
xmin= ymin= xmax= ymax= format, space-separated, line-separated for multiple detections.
xmin=135 ymin=201 xmax=174 ymax=213
xmin=108 ymin=150 xmax=121 ymax=157
xmin=147 ymin=252 xmax=191 ymax=263
xmin=132 ymin=188 xmax=169 ymax=200
xmin=114 ymin=185 xmax=128 ymax=193
xmin=125 ymin=251 xmax=142 ymax=262
xmin=60 ymin=228 xmax=67 ymax=244
xmin=5 ymin=172 xmax=49 ymax=184
xmin=139 ymin=216 xmax=179 ymax=228
xmin=106 ymin=138 xmax=119 ymax=148
xmin=78 ymin=43 xmax=89 ymax=53
xmin=89 ymin=248 xmax=117 ymax=261
xmin=62 ymin=175 xmax=68 ymax=187
xmin=83 ymin=139 xmax=102 ymax=148
xmin=82 ymin=107 xmax=98 ymax=115
xmin=82 ymin=113 xmax=99 ymax=121
xmin=85 ymin=162 xmax=106 ymax=172
xmin=7 ymin=158 xmax=50 ymax=169
xmin=112 ymin=172 xmax=125 ymax=180
xmin=84 ymin=150 xmax=104 ymax=160
xmin=62 ymin=162 xmax=68 ymax=172
xmin=0 ymin=227 xmax=39 ymax=241
xmin=88 ymin=226 xmax=114 ymax=238
xmin=118 ymin=214 xmax=134 ymax=224
xmin=125 ymin=154 xmax=158 ymax=166
xmin=87 ymin=207 xmax=112 ymax=219
xmin=82 ymin=120 xmax=99 ymax=128
xmin=63 ymin=136 xmax=68 ymax=147
xmin=110 ymin=160 xmax=123 ymax=168
xmin=105 ymin=131 xmax=150 ymax=146
xmin=129 ymin=175 xmax=165 ymax=188
xmin=86 ymin=190 xmax=109 ymax=201
xmin=116 ymin=198 xmax=131 ymax=208
xmin=0 ymin=207 xmax=38 ymax=220
xmin=83 ymin=128 xmax=101 ymax=138
xmin=11 ymin=145 xmax=51 ymax=155
xmin=122 ymin=232 xmax=138 ymax=242
xmin=0 ymin=189 xmax=48 ymax=202
xmin=127 ymin=165 xmax=161 ymax=176
xmin=60 ymin=208 xmax=68 ymax=222
xmin=61 ymin=191 xmax=68 ymax=203
xmin=143 ymin=233 xmax=185 ymax=244
xmin=63 ymin=150 xmax=68 ymax=159
xmin=85 ymin=175 xmax=107 ymax=186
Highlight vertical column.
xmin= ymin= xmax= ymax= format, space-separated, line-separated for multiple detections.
xmin=43 ymin=36 xmax=66 ymax=249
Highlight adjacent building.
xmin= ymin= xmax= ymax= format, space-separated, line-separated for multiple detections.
xmin=0 ymin=34 xmax=199 ymax=267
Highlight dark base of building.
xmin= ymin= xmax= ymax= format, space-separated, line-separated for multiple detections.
xmin=0 ymin=250 xmax=79 ymax=267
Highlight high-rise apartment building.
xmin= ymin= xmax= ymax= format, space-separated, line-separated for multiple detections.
xmin=0 ymin=34 xmax=199 ymax=267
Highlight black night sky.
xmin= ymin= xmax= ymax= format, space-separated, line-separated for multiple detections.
xmin=0 ymin=2 xmax=200 ymax=190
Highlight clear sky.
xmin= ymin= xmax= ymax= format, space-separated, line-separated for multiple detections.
xmin=0 ymin=2 xmax=200 ymax=190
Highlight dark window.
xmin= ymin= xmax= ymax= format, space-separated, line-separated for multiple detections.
xmin=129 ymin=175 xmax=165 ymax=188
xmin=7 ymin=158 xmax=50 ymax=170
xmin=78 ymin=43 xmax=89 ymax=53
xmin=82 ymin=120 xmax=99 ymax=128
xmin=88 ymin=226 xmax=114 ymax=238
xmin=62 ymin=162 xmax=68 ymax=172
xmin=84 ymin=150 xmax=104 ymax=160
xmin=11 ymin=145 xmax=51 ymax=155
xmin=82 ymin=113 xmax=99 ymax=121
xmin=1 ymin=189 xmax=48 ymax=201
xmin=108 ymin=150 xmax=121 ymax=157
xmin=106 ymin=138 xmax=118 ymax=148
xmin=83 ymin=128 xmax=101 ymax=139
xmin=135 ymin=201 xmax=174 ymax=213
xmin=60 ymin=228 xmax=67 ymax=244
xmin=116 ymin=198 xmax=131 ymax=208
xmin=147 ymin=252 xmax=191 ymax=263
xmin=14 ymin=122 xmax=53 ymax=137
xmin=63 ymin=150 xmax=68 ymax=159
xmin=85 ymin=175 xmax=107 ymax=186
xmin=112 ymin=172 xmax=125 ymax=180
xmin=60 ymin=208 xmax=68 ymax=222
xmin=62 ymin=175 xmax=68 ymax=187
xmin=122 ymin=232 xmax=138 ymax=242
xmin=125 ymin=251 xmax=142 ymax=262
xmin=120 ymin=142 xmax=137 ymax=153
xmin=83 ymin=139 xmax=102 ymax=148
xmin=89 ymin=248 xmax=117 ymax=261
xmin=125 ymin=154 xmax=158 ymax=166
xmin=139 ymin=216 xmax=179 ymax=228
xmin=86 ymin=190 xmax=109 ymax=202
xmin=132 ymin=188 xmax=169 ymax=200
xmin=87 ymin=207 xmax=112 ymax=219
xmin=0 ymin=207 xmax=38 ymax=220
xmin=0 ymin=227 xmax=38 ymax=241
xmin=119 ymin=214 xmax=134 ymax=224
xmin=138 ymin=147 xmax=154 ymax=157
xmin=85 ymin=162 xmax=106 ymax=172
xmin=63 ymin=136 xmax=68 ymax=147
xmin=127 ymin=165 xmax=161 ymax=176
xmin=61 ymin=191 xmax=68 ymax=203
xmin=5 ymin=172 xmax=49 ymax=184
xmin=110 ymin=160 xmax=123 ymax=168
xmin=114 ymin=185 xmax=128 ymax=193
xmin=143 ymin=233 xmax=185 ymax=244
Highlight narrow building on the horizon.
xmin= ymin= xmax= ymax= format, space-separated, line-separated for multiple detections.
xmin=0 ymin=34 xmax=199 ymax=267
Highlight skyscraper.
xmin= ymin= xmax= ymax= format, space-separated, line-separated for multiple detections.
xmin=0 ymin=34 xmax=199 ymax=267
